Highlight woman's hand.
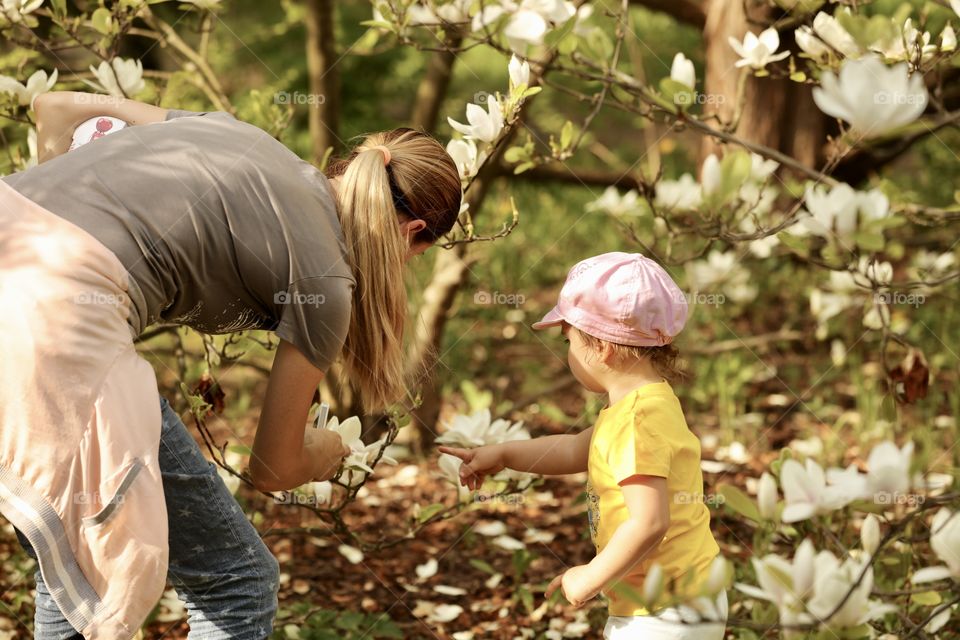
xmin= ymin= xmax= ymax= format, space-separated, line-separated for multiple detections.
xmin=437 ymin=444 xmax=506 ymax=490
xmin=545 ymin=564 xmax=603 ymax=608
xmin=303 ymin=425 xmax=351 ymax=482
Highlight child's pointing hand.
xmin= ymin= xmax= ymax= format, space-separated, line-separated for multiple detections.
xmin=437 ymin=445 xmax=505 ymax=491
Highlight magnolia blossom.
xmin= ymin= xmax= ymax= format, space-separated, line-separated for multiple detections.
xmin=670 ymin=52 xmax=695 ymax=89
xmin=864 ymin=440 xmax=913 ymax=499
xmin=435 ymin=408 xmax=530 ymax=448
xmin=912 ymin=509 xmax=960 ymax=583
xmin=779 ymin=458 xmax=861 ymax=523
xmin=216 ymin=448 xmax=246 ymax=496
xmin=757 ymin=472 xmax=778 ymax=520
xmin=88 ymin=58 xmax=145 ymax=98
xmin=587 ymin=186 xmax=645 ymax=217
xmin=795 ymin=182 xmax=890 ymax=243
xmin=324 ymin=415 xmax=396 ymax=484
xmin=471 ymin=0 xmax=576 ymax=51
xmin=871 ymin=19 xmax=936 ymax=63
xmin=795 ymin=25 xmax=831 ymax=61
xmin=810 ymin=11 xmax=862 ymax=59
xmin=654 ymin=174 xmax=702 ymax=211
xmin=446 ymin=137 xmax=487 ymax=179
xmin=447 ymin=96 xmax=504 ymax=143
xmin=953 ymin=0 xmax=960 ymax=18
xmin=861 ymin=514 xmax=881 ymax=555
xmin=806 ymin=552 xmax=896 ymax=627
xmin=1 ymin=0 xmax=43 ymax=23
xmin=943 ymin=24 xmax=957 ymax=52
xmin=686 ymin=250 xmax=757 ymax=304
xmin=852 ymin=256 xmax=894 ymax=287
xmin=813 ymin=57 xmax=928 ymax=138
xmin=407 ymin=0 xmax=471 ymax=25
xmin=508 ymin=54 xmax=530 ymax=91
xmin=736 ymin=539 xmax=818 ymax=634
xmin=728 ymin=28 xmax=790 ymax=70
xmin=700 ymin=153 xmax=721 ymax=195
xmin=738 ymin=541 xmax=894 ymax=633
xmin=0 ymin=68 xmax=57 ymax=109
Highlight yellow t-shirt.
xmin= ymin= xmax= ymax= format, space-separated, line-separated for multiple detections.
xmin=586 ymin=380 xmax=720 ymax=616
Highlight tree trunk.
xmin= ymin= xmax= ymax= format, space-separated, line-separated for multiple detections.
xmin=305 ymin=0 xmax=341 ymax=163
xmin=411 ymin=33 xmax=463 ymax=132
xmin=700 ymin=0 xmax=826 ymax=173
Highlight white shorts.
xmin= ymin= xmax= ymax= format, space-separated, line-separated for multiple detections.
xmin=603 ymin=591 xmax=729 ymax=640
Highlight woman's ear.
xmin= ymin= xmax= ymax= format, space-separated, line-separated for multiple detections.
xmin=399 ymin=218 xmax=427 ymax=242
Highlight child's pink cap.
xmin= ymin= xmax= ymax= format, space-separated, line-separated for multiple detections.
xmin=532 ymin=252 xmax=688 ymax=347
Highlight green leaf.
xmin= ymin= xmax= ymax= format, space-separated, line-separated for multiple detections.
xmin=853 ymin=229 xmax=885 ymax=252
xmin=776 ymin=231 xmax=810 ymax=257
xmin=659 ymin=77 xmax=695 ymax=109
xmin=718 ymin=483 xmax=761 ymax=522
xmin=518 ymin=585 xmax=534 ymax=612
xmin=503 ymin=146 xmax=527 ymax=164
xmin=90 ymin=8 xmax=114 ymax=35
xmin=912 ymin=590 xmax=942 ymax=606
xmin=560 ymin=121 xmax=574 ymax=150
xmin=416 ymin=503 xmax=444 ymax=523
xmin=470 ymin=558 xmax=497 ymax=575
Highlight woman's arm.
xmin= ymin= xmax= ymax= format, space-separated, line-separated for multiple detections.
xmin=439 ymin=426 xmax=593 ymax=489
xmin=33 ymin=91 xmax=170 ymax=163
xmin=249 ymin=339 xmax=349 ymax=492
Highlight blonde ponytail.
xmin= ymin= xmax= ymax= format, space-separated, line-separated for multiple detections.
xmin=326 ymin=129 xmax=461 ymax=413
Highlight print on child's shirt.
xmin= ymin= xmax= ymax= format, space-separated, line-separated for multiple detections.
xmin=585 ymin=479 xmax=600 ymax=551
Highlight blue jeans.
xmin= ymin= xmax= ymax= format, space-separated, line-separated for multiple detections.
xmin=15 ymin=394 xmax=280 ymax=639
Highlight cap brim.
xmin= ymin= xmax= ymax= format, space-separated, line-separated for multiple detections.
xmin=531 ymin=307 xmax=564 ymax=330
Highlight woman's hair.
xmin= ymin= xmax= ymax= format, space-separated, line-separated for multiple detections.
xmin=324 ymin=127 xmax=462 ymax=413
xmin=575 ymin=328 xmax=692 ymax=384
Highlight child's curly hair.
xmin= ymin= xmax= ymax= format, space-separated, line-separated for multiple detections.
xmin=576 ymin=328 xmax=692 ymax=384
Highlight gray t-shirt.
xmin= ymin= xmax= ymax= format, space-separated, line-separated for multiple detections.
xmin=2 ymin=108 xmax=355 ymax=371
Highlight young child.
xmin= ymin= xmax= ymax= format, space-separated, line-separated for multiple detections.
xmin=440 ymin=252 xmax=727 ymax=639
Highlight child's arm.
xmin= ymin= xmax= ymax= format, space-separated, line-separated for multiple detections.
xmin=546 ymin=475 xmax=670 ymax=607
xmin=438 ymin=426 xmax=593 ymax=490
xmin=34 ymin=91 xmax=169 ymax=163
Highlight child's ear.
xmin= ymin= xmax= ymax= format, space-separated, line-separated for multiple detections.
xmin=599 ymin=341 xmax=616 ymax=365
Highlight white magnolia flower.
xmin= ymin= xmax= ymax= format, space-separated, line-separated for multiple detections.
xmin=871 ymin=19 xmax=936 ymax=63
xmin=1 ymin=0 xmax=43 ymax=23
xmin=943 ymin=24 xmax=957 ymax=52
xmin=736 ymin=539 xmax=817 ymax=633
xmin=757 ymin=472 xmax=779 ymax=520
xmin=472 ymin=0 xmax=574 ymax=51
xmin=811 ymin=11 xmax=862 ymax=59
xmin=324 ymin=414 xmax=396 ymax=480
xmin=0 ymin=68 xmax=57 ymax=109
xmin=446 ymin=137 xmax=487 ymax=180
xmin=702 ymin=556 xmax=731 ymax=596
xmin=435 ymin=408 xmax=529 ymax=448
xmin=865 ymin=440 xmax=913 ymax=499
xmin=504 ymin=8 xmax=547 ymax=50
xmin=911 ymin=508 xmax=960 ymax=583
xmin=508 ymin=54 xmax=530 ymax=91
xmin=780 ymin=458 xmax=860 ymax=522
xmin=728 ymin=28 xmax=790 ymax=70
xmin=852 ymin=256 xmax=893 ymax=287
xmin=437 ymin=453 xmax=471 ymax=501
xmin=686 ymin=250 xmax=757 ymax=304
xmin=670 ymin=52 xmax=695 ymax=89
xmin=408 ymin=0 xmax=470 ymax=24
xmin=25 ymin=127 xmax=37 ymax=168
xmin=216 ymin=448 xmax=246 ymax=496
xmin=447 ymin=96 xmax=504 ymax=143
xmin=795 ymin=25 xmax=831 ymax=61
xmin=88 ymin=58 xmax=145 ymax=98
xmin=813 ymin=57 xmax=928 ymax=137
xmin=807 ymin=552 xmax=896 ymax=627
xmin=700 ymin=154 xmax=721 ymax=195
xmin=654 ymin=174 xmax=702 ymax=211
xmin=953 ymin=0 xmax=960 ymax=18
xmin=310 ymin=480 xmax=332 ymax=505
xmin=797 ymin=183 xmax=890 ymax=242
xmin=588 ymin=186 xmax=645 ymax=216
xmin=861 ymin=514 xmax=881 ymax=555
xmin=912 ymin=250 xmax=956 ymax=277
xmin=749 ymin=152 xmax=779 ymax=182
xmin=642 ymin=563 xmax=665 ymax=607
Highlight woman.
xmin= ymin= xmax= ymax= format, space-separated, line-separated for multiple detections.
xmin=0 ymin=91 xmax=461 ymax=639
